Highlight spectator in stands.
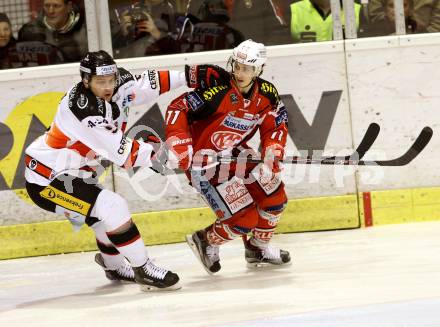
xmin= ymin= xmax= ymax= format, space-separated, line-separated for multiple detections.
xmin=0 ymin=13 xmax=15 ymax=69
xmin=360 ymin=0 xmax=425 ymax=36
xmin=227 ymin=0 xmax=291 ymax=45
xmin=368 ymin=0 xmax=440 ymax=33
xmin=18 ymin=0 xmax=87 ymax=63
xmin=178 ymin=0 xmax=244 ymax=52
xmin=111 ymin=0 xmax=179 ymax=58
xmin=289 ymin=0 xmax=362 ymax=43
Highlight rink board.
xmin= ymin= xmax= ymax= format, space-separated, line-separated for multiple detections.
xmin=1 ymin=34 xmax=440 ymax=258
xmin=0 ymin=195 xmax=360 ymax=260
xmin=3 ymin=185 xmax=440 ymax=260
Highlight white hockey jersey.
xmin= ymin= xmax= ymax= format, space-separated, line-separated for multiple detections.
xmin=25 ymin=68 xmax=186 ymax=186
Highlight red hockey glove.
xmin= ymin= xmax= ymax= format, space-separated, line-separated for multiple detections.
xmin=166 ymin=134 xmax=193 ymax=170
xmin=261 ymin=143 xmax=284 ymax=180
xmin=185 ymin=64 xmax=230 ymax=89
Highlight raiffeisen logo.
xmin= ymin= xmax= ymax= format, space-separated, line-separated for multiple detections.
xmin=96 ymin=65 xmax=117 ymax=75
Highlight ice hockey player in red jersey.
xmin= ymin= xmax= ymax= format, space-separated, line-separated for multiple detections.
xmin=24 ymin=50 xmax=224 ymax=290
xmin=165 ymin=40 xmax=291 ymax=274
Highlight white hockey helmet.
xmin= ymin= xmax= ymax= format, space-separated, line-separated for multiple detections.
xmin=229 ymin=39 xmax=267 ymax=76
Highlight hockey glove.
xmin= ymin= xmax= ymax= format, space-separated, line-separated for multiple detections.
xmin=185 ymin=64 xmax=230 ymax=89
xmin=145 ymin=134 xmax=169 ymax=174
xmin=166 ymin=134 xmax=193 ymax=170
xmin=260 ymin=143 xmax=284 ymax=181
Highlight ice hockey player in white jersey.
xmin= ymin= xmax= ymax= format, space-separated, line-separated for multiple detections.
xmin=24 ymin=50 xmax=229 ymax=291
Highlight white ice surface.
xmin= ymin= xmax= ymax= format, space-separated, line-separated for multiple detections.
xmin=1 ymin=222 xmax=440 ymax=327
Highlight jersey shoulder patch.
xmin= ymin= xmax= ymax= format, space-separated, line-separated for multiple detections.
xmin=257 ymin=78 xmax=280 ymax=105
xmin=186 ymin=85 xmax=229 ymax=120
xmin=185 ymin=91 xmax=205 ymax=112
xmin=68 ymin=83 xmax=106 ymax=121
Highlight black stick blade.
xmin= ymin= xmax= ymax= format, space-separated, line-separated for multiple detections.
xmin=375 ymin=127 xmax=433 ymax=166
xmin=353 ymin=123 xmax=381 ymax=159
xmin=323 ymin=122 xmax=381 ymax=162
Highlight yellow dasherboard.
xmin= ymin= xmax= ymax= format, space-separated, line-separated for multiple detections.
xmin=359 ymin=187 xmax=440 ymax=227
xmin=0 ymin=195 xmax=359 ymax=260
xmin=4 ymin=185 xmax=440 ymax=260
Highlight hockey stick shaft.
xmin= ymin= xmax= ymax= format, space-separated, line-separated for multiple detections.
xmin=216 ymin=126 xmax=432 ymax=167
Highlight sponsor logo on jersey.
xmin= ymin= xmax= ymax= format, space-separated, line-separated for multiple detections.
xmin=261 ymin=82 xmax=279 ymax=99
xmin=117 ymin=135 xmax=129 ymax=154
xmin=29 ymin=159 xmax=38 ymax=170
xmin=222 ymin=115 xmax=255 ymax=131
xmin=97 ymin=98 xmax=104 ymax=114
xmin=216 ymin=177 xmax=253 ymax=214
xmin=170 ymin=137 xmax=192 ymax=146
xmin=230 ymin=93 xmax=239 ymax=104
xmin=251 ymin=165 xmax=282 ymax=195
xmin=87 ymin=117 xmax=109 ymax=128
xmin=77 ymin=93 xmax=88 ymax=109
xmin=186 ymin=92 xmax=204 ymax=111
xmin=203 ymin=85 xmax=228 ymax=101
xmin=211 ymin=131 xmax=242 ymax=150
xmin=275 ymin=102 xmax=288 ymax=127
xmin=39 ymin=185 xmax=91 ymax=215
xmin=147 ymin=70 xmax=157 ymax=89
xmin=244 ymin=113 xmax=254 ymax=120
xmin=199 ymin=180 xmax=222 ymax=213
xmin=121 ymin=93 xmax=136 ymax=108
xmin=119 ymin=72 xmax=132 ymax=82
xmin=189 ymin=65 xmax=197 ymax=86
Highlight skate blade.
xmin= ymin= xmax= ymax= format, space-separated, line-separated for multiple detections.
xmin=105 ymin=277 xmax=135 ymax=284
xmin=185 ymin=234 xmax=214 ymax=276
xmin=139 ymin=281 xmax=182 ymax=292
xmin=246 ymin=261 xmax=292 ymax=269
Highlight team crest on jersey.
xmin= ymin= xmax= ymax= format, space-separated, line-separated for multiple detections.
xmin=185 ymin=92 xmax=204 ymax=111
xmin=77 ymin=93 xmax=88 ymax=109
xmin=211 ymin=131 xmax=242 ymax=150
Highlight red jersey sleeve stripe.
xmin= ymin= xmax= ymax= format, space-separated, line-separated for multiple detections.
xmin=123 ymin=140 xmax=140 ymax=168
xmin=158 ymin=71 xmax=170 ymax=95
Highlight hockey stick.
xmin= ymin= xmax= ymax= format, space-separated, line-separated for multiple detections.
xmin=322 ymin=122 xmax=380 ymax=161
xmin=215 ymin=126 xmax=432 ymax=167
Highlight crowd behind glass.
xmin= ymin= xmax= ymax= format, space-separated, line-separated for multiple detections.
xmin=0 ymin=0 xmax=438 ymax=70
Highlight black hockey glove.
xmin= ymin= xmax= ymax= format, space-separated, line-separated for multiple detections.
xmin=185 ymin=64 xmax=230 ymax=89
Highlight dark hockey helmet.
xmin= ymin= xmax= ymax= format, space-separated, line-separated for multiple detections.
xmin=79 ymin=50 xmax=119 ymax=82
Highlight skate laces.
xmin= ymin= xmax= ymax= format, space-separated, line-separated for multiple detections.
xmin=143 ymin=258 xmax=168 ymax=279
xmin=116 ymin=260 xmax=135 ymax=278
xmin=261 ymin=245 xmax=281 ymax=260
xmin=206 ymin=245 xmax=219 ymax=262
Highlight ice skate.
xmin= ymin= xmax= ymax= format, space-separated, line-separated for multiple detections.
xmin=244 ymin=237 xmax=291 ymax=268
xmin=132 ymin=258 xmax=181 ymax=291
xmin=186 ymin=230 xmax=221 ymax=275
xmin=94 ymin=253 xmax=135 ymax=282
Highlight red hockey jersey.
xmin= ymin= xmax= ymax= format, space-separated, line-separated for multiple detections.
xmin=165 ymin=77 xmax=288 ymax=160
